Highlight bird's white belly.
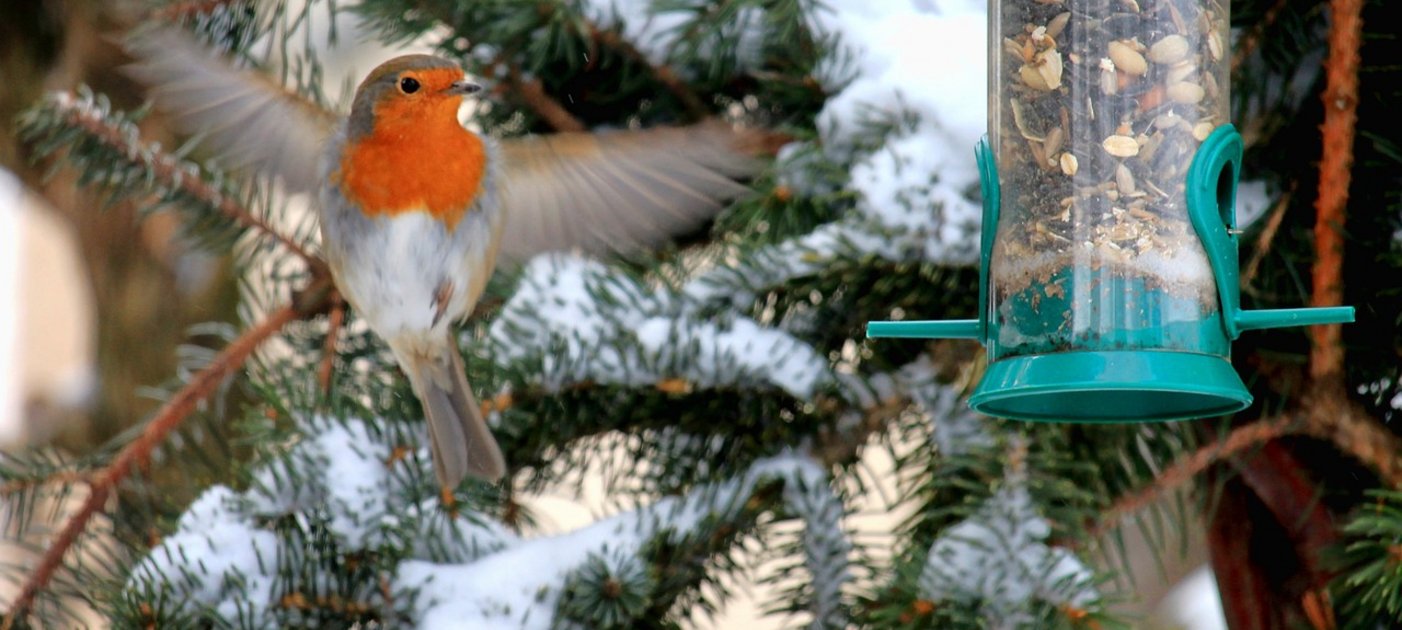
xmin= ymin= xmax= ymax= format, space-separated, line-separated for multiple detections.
xmin=331 ymin=209 xmax=499 ymax=347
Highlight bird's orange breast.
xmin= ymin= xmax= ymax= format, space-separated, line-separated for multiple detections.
xmin=338 ymin=98 xmax=486 ymax=232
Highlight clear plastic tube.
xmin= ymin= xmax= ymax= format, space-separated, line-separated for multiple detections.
xmin=988 ymin=0 xmax=1230 ymax=358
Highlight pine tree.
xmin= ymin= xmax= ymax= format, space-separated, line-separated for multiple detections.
xmin=4 ymin=0 xmax=1401 ymax=628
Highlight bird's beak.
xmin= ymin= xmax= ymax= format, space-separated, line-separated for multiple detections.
xmin=446 ymin=80 xmax=482 ymax=95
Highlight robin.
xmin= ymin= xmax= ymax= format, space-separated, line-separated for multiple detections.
xmin=124 ymin=29 xmax=775 ymax=488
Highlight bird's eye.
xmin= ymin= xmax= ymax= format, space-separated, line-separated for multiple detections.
xmin=399 ymin=77 xmax=420 ymax=94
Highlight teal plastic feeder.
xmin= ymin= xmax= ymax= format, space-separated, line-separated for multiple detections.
xmin=868 ymin=1 xmax=1352 ymax=422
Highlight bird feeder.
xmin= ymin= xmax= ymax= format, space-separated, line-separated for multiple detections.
xmin=867 ymin=0 xmax=1353 ymax=421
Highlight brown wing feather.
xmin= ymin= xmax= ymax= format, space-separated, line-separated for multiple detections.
xmin=495 ymin=121 xmax=777 ymax=260
xmin=121 ymin=27 xmax=338 ymax=193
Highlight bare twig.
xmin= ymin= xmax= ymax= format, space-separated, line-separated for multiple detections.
xmin=0 ymin=287 xmax=326 ymax=627
xmin=1310 ymin=0 xmax=1364 ymax=390
xmin=474 ymin=378 xmax=717 ymax=417
xmin=586 ymin=25 xmax=708 ymax=118
xmin=1091 ymin=395 xmax=1402 ymax=542
xmin=1240 ymin=187 xmax=1293 ymax=289
xmin=1301 ymin=396 xmax=1402 ymax=488
xmin=500 ymin=63 xmax=586 ymax=133
xmin=1090 ymin=415 xmax=1298 ymax=538
xmin=52 ymin=93 xmax=325 ymax=272
xmin=152 ymin=0 xmax=245 ymax=21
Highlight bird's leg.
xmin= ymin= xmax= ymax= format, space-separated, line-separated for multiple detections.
xmin=318 ymin=290 xmax=345 ymax=394
xmin=431 ymin=279 xmax=454 ymax=327
xmin=440 ymin=485 xmax=458 ymax=517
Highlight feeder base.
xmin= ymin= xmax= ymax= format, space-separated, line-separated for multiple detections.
xmin=969 ymin=350 xmax=1251 ymax=422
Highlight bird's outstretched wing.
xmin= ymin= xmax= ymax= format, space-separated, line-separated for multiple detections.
xmin=495 ymin=121 xmax=775 ymax=260
xmin=124 ymin=27 xmax=780 ymax=258
xmin=122 ymin=27 xmax=337 ymax=193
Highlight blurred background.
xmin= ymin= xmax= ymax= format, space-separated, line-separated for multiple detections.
xmin=9 ymin=0 xmax=1393 ymax=628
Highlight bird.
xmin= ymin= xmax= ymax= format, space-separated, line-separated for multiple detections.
xmin=122 ymin=28 xmax=777 ymax=488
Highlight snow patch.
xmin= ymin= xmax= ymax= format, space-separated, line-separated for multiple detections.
xmin=1234 ymin=180 xmax=1272 ymax=229
xmin=129 ymin=486 xmax=284 ymax=624
xmin=246 ymin=418 xmax=396 ymax=549
xmin=400 ymin=452 xmax=831 ymax=629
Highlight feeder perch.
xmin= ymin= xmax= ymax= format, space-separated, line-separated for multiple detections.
xmin=867 ymin=0 xmax=1353 ymax=421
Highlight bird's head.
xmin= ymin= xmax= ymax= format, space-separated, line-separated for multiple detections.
xmin=348 ymin=55 xmax=480 ymax=139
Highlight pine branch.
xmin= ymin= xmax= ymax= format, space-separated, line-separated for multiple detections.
xmin=0 ymin=471 xmax=92 ymax=497
xmin=1309 ymin=0 xmax=1363 ymax=391
xmin=775 ymin=464 xmax=852 ymax=628
xmin=1332 ymin=488 xmax=1402 ymax=620
xmin=29 ymin=91 xmax=324 ymax=273
xmin=152 ymin=0 xmax=246 ymax=21
xmin=1 ymin=280 xmax=330 ymax=627
xmin=478 ymin=379 xmax=712 ymax=416
xmin=1232 ymin=0 xmax=1292 ymax=75
xmin=397 ymin=0 xmax=589 ymax=133
xmin=635 ymin=479 xmax=787 ymax=624
xmin=499 ymin=61 xmax=587 ymax=133
xmin=585 ymin=23 xmax=709 ymax=119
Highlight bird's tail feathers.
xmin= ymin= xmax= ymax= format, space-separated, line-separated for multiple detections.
xmin=395 ymin=339 xmax=506 ymax=487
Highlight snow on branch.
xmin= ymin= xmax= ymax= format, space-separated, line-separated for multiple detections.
xmin=682 ymin=1 xmax=994 ymax=305
xmin=772 ymin=457 xmax=853 ymax=628
xmin=125 ymin=415 xmax=507 ymax=626
xmin=404 ymin=452 xmax=833 ymax=628
xmin=918 ymin=458 xmax=1099 ymax=628
xmin=810 ymin=2 xmax=989 ymax=264
xmin=127 ymin=486 xmax=285 ymax=621
xmin=16 ymin=89 xmax=320 ymax=268
xmin=125 ymin=411 xmax=847 ymax=630
xmin=488 ymin=254 xmax=831 ymax=399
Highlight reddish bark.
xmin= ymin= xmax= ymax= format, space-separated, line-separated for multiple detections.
xmin=1309 ymin=0 xmax=1364 ymax=389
